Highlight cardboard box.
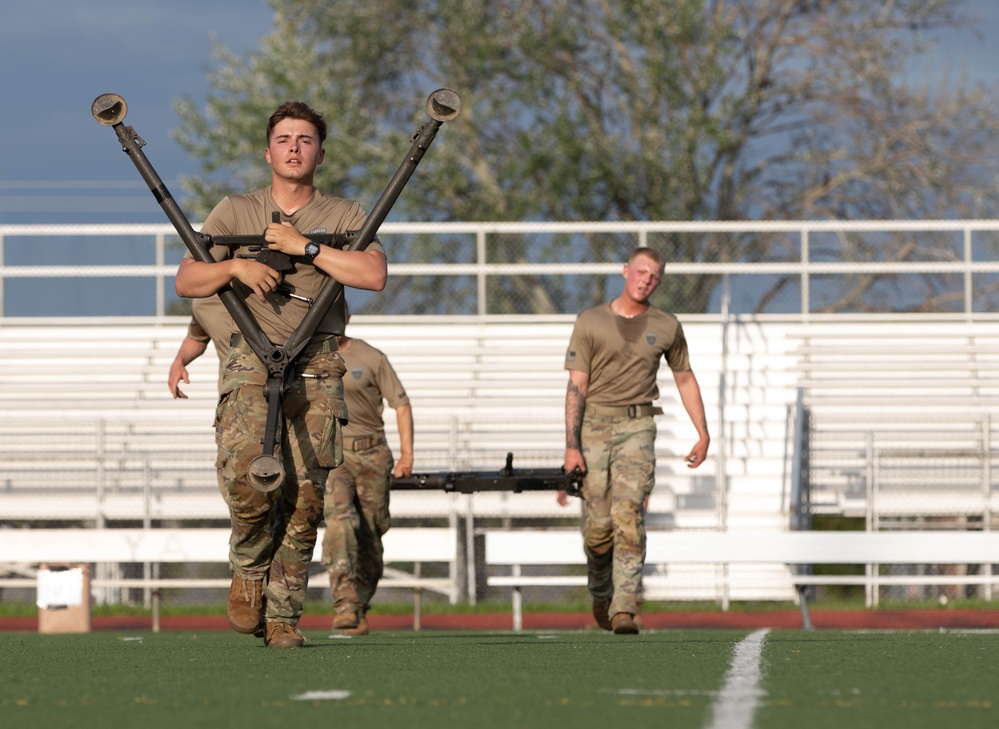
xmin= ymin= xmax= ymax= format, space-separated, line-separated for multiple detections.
xmin=37 ymin=564 xmax=92 ymax=634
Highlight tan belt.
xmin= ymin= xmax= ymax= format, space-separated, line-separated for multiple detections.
xmin=350 ymin=434 xmax=387 ymax=451
xmin=586 ymin=403 xmax=663 ymax=418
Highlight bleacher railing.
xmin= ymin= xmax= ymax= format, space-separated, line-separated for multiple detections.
xmin=2 ymin=220 xmax=998 ymax=318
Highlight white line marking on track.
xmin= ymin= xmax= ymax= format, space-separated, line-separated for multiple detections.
xmin=292 ymin=690 xmax=352 ymax=701
xmin=705 ymin=629 xmax=769 ymax=729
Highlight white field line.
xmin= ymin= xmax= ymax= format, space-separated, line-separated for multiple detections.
xmin=292 ymin=690 xmax=352 ymax=701
xmin=704 ymin=629 xmax=770 ymax=729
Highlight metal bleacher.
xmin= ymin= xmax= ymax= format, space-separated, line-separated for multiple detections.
xmin=0 ymin=321 xmax=222 ymax=523
xmin=3 ymin=315 xmax=996 ymax=529
xmin=789 ymin=318 xmax=999 ymax=529
xmin=2 ymin=314 xmax=997 ymax=603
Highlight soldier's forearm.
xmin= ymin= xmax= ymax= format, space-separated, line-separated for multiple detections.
xmin=565 ymin=379 xmax=586 ymax=451
xmin=396 ymin=404 xmax=414 ymax=457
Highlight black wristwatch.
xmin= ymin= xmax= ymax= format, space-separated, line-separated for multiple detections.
xmin=301 ymin=240 xmax=321 ymax=264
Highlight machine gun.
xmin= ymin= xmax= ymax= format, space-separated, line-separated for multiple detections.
xmin=390 ymin=453 xmax=584 ymax=497
xmin=214 ymin=216 xmax=362 ymax=274
xmin=93 ymin=89 xmax=460 ymax=492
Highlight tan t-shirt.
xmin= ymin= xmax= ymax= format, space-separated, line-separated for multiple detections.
xmin=340 ymin=338 xmax=410 ymax=436
xmin=190 ymin=186 xmax=384 ymax=345
xmin=564 ymin=302 xmax=691 ymax=406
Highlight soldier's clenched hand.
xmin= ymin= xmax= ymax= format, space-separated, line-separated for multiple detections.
xmin=232 ymin=258 xmax=283 ymax=302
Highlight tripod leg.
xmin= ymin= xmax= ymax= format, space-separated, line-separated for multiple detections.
xmin=248 ymin=378 xmax=285 ymax=492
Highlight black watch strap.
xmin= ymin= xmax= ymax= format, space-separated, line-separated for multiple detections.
xmin=302 ymin=241 xmax=320 ymax=263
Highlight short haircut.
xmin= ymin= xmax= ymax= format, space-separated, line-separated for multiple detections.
xmin=629 ymin=246 xmax=664 ymax=268
xmin=266 ymin=101 xmax=328 ymax=146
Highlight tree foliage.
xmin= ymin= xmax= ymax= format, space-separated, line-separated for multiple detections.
xmin=172 ymin=0 xmax=999 ymax=314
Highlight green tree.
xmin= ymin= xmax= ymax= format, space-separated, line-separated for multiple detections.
xmin=172 ymin=0 xmax=999 ymax=315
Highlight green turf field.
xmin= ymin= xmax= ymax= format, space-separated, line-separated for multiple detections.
xmin=1 ymin=628 xmax=996 ymax=729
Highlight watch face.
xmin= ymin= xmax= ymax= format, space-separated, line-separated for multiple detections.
xmin=305 ymin=242 xmax=320 ymax=258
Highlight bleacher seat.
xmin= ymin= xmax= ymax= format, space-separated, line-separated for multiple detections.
xmin=0 ymin=318 xmax=734 ymax=526
xmin=2 ymin=316 xmax=996 ymax=532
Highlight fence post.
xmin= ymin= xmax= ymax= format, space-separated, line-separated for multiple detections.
xmin=866 ymin=432 xmax=877 ymax=608
xmin=983 ymin=414 xmax=993 ymax=601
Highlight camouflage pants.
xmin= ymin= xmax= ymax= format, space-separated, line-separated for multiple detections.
xmin=214 ymin=339 xmax=346 ymax=624
xmin=578 ymin=412 xmax=657 ymax=617
xmin=321 ymin=438 xmax=393 ymax=614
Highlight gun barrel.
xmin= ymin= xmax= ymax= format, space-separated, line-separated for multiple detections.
xmin=390 ymin=474 xmax=451 ymax=490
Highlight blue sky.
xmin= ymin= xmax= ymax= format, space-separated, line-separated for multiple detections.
xmin=1 ymin=0 xmax=998 ymax=225
xmin=0 ymin=0 xmax=274 ymax=223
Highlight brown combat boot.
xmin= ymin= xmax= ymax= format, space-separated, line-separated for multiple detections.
xmin=227 ymin=575 xmax=264 ymax=635
xmin=592 ymin=598 xmax=613 ymax=631
xmin=611 ymin=612 xmax=639 ymax=635
xmin=333 ymin=609 xmax=360 ymax=630
xmin=341 ymin=612 xmax=370 ymax=636
xmin=264 ymin=621 xmax=306 ymax=648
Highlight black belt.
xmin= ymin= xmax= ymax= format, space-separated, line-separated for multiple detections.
xmin=586 ymin=403 xmax=663 ymax=418
xmin=350 ymin=434 xmax=387 ymax=451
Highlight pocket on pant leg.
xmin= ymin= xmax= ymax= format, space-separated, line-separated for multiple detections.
xmin=312 ymin=403 xmax=344 ymax=470
xmin=215 ymin=386 xmax=261 ymax=472
xmin=298 ymin=351 xmax=346 ymax=470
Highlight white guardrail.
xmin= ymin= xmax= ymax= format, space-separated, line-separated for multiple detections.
xmin=1 ymin=220 xmax=998 ymax=317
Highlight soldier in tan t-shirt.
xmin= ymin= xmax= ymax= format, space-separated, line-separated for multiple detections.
xmin=168 ymin=296 xmax=230 ymax=399
xmin=321 ymin=313 xmax=414 ymax=635
xmin=560 ymin=246 xmax=710 ymax=635
xmin=174 ymin=100 xmax=388 ymax=649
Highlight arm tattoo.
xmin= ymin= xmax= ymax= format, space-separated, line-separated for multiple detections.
xmin=565 ymin=380 xmax=585 ymax=450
